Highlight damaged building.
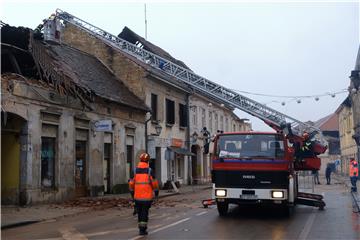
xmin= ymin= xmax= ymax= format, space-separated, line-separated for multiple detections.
xmin=55 ymin=11 xmax=251 ymax=186
xmin=1 ymin=24 xmax=149 ymax=205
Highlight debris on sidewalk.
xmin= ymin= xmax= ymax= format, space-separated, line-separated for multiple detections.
xmin=60 ymin=197 xmax=133 ymax=210
xmin=57 ymin=196 xmax=187 ymax=210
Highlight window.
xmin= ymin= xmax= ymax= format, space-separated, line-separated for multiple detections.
xmin=126 ymin=134 xmax=134 ymax=179
xmin=217 ymin=134 xmax=285 ymax=159
xmin=179 ymin=103 xmax=188 ymax=127
xmin=192 ymin=106 xmax=197 ymax=125
xmin=151 ymin=94 xmax=158 ymax=121
xmin=166 ymin=99 xmax=175 ymax=125
xmin=103 ymin=143 xmax=111 ymax=193
xmin=41 ymin=137 xmax=56 ymax=188
xmin=41 ymin=121 xmax=58 ymax=189
xmin=214 ymin=113 xmax=218 ymax=131
xmin=75 ymin=141 xmax=87 ymax=188
xmin=201 ymin=108 xmax=206 ymax=126
xmin=225 ymin=118 xmax=229 ymax=132
xmin=220 ymin=116 xmax=224 ymax=131
xmin=208 ymin=111 xmax=213 ymax=133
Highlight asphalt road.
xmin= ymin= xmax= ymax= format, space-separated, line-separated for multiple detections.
xmin=2 ymin=183 xmax=359 ymax=240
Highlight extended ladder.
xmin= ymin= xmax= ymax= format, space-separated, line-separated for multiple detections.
xmin=54 ymin=9 xmax=319 ymax=133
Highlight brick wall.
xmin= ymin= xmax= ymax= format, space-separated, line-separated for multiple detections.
xmin=61 ymin=25 xmax=147 ymax=99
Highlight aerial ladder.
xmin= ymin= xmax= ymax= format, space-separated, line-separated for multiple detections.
xmin=52 ymin=9 xmax=326 ymax=209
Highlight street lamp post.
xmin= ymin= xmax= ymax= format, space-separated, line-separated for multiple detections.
xmin=145 ymin=116 xmax=162 ymax=154
xmin=145 ymin=113 xmax=152 ymax=153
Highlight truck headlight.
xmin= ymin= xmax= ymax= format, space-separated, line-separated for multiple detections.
xmin=215 ymin=189 xmax=227 ymax=197
xmin=272 ymin=191 xmax=284 ymax=198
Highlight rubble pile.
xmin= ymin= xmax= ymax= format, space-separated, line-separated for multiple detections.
xmin=61 ymin=198 xmax=133 ymax=210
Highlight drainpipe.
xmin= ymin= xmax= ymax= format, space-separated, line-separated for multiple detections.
xmin=145 ymin=112 xmax=152 ymax=153
xmin=186 ymin=94 xmax=192 ymax=185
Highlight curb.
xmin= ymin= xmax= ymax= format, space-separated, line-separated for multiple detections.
xmin=335 ymin=174 xmax=360 ymax=213
xmin=325 ymin=174 xmax=359 ymax=213
xmin=1 ymin=220 xmax=40 ymax=230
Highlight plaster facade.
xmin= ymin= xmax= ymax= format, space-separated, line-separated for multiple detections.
xmin=1 ymin=76 xmax=146 ymax=204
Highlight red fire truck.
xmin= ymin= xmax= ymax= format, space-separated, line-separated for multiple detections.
xmin=210 ymin=123 xmax=326 ymax=216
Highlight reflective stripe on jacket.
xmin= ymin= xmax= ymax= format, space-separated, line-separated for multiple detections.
xmin=350 ymin=161 xmax=359 ymax=177
xmin=129 ymin=162 xmax=159 ymax=201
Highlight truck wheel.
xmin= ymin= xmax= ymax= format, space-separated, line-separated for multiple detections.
xmin=217 ymin=201 xmax=228 ymax=216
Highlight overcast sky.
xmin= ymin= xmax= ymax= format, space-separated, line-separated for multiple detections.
xmin=2 ymin=1 xmax=359 ymax=130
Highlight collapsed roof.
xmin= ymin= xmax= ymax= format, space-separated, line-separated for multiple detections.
xmin=119 ymin=26 xmax=191 ymax=71
xmin=1 ymin=24 xmax=149 ymax=112
xmin=35 ymin=40 xmax=149 ymax=111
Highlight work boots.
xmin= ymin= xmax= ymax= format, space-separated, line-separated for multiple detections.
xmin=133 ymin=206 xmax=138 ymax=216
xmin=139 ymin=226 xmax=148 ymax=235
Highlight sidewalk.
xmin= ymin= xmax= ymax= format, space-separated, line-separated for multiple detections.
xmin=1 ymin=183 xmax=211 ymax=229
xmin=330 ymin=173 xmax=360 ymax=212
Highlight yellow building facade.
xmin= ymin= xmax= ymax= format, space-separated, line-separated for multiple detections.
xmin=336 ymin=97 xmax=358 ymax=175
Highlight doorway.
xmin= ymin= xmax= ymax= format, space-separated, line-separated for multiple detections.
xmin=75 ymin=141 xmax=87 ymax=197
xmin=103 ymin=143 xmax=111 ymax=194
xmin=191 ymin=145 xmax=199 ymax=184
xmin=1 ymin=112 xmax=26 ymax=204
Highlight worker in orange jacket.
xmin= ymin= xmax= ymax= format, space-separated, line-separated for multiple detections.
xmin=350 ymin=158 xmax=359 ymax=192
xmin=129 ymin=153 xmax=159 ymax=235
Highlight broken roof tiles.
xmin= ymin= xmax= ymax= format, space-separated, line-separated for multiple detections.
xmin=119 ymin=26 xmax=191 ymax=71
xmin=40 ymin=41 xmax=149 ymax=111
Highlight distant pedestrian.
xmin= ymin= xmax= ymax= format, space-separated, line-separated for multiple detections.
xmin=325 ymin=163 xmax=332 ymax=185
xmin=349 ymin=158 xmax=359 ymax=192
xmin=312 ymin=169 xmax=320 ymax=184
xmin=129 ymin=153 xmax=159 ymax=236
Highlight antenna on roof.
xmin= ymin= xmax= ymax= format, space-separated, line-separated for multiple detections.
xmin=144 ymin=3 xmax=148 ymax=40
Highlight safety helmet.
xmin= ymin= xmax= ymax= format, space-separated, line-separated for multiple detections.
xmin=139 ymin=153 xmax=150 ymax=162
xmin=303 ymin=132 xmax=309 ymax=139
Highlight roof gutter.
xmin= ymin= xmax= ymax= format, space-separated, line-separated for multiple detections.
xmin=146 ymin=71 xmax=191 ymax=94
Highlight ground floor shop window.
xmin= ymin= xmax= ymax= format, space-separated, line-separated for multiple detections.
xmin=41 ymin=137 xmax=55 ymax=188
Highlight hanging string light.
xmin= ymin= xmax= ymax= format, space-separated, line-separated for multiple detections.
xmin=232 ymin=88 xmax=346 ymax=99
xmin=232 ymin=88 xmax=347 ymax=106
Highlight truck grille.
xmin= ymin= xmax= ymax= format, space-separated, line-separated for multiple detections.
xmin=212 ymin=170 xmax=289 ymax=189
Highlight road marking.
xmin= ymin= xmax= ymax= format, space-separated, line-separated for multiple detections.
xmin=196 ymin=211 xmax=207 ymax=216
xmin=59 ymin=226 xmax=88 ymax=240
xmin=151 ymin=212 xmax=171 ymax=220
xmin=86 ymin=224 xmax=162 ymax=237
xmin=86 ymin=227 xmax=138 ymax=237
xmin=128 ymin=217 xmax=191 ymax=240
xmin=297 ymin=209 xmax=316 ymax=240
xmin=149 ymin=217 xmax=190 ymax=234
